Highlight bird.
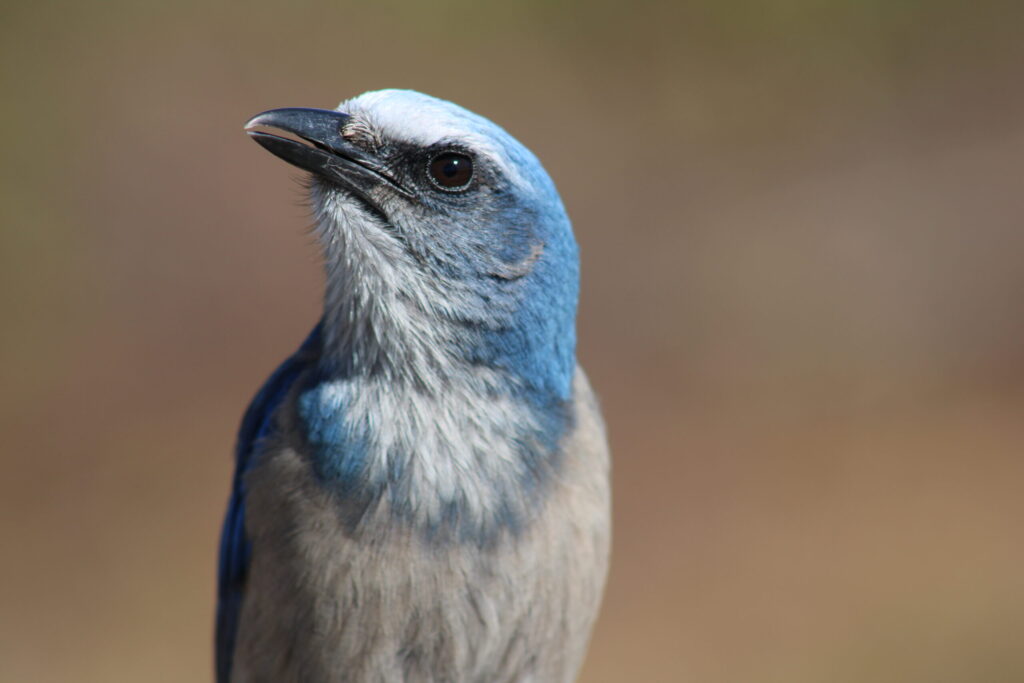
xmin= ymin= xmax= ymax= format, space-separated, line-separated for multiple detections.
xmin=217 ymin=89 xmax=610 ymax=683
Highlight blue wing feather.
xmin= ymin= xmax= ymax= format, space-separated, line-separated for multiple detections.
xmin=216 ymin=323 xmax=323 ymax=683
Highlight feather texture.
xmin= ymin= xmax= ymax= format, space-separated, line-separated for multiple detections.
xmin=218 ymin=90 xmax=610 ymax=682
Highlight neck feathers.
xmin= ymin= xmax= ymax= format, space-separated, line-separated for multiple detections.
xmin=299 ymin=191 xmax=578 ymax=543
xmin=296 ymin=365 xmax=573 ymax=544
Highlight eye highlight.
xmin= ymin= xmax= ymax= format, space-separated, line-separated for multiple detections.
xmin=427 ymin=152 xmax=473 ymax=191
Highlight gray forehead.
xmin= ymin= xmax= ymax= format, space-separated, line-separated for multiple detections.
xmin=338 ymin=89 xmax=536 ymax=192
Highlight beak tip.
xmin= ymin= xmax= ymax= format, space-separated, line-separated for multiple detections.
xmin=243 ymin=112 xmax=270 ymax=132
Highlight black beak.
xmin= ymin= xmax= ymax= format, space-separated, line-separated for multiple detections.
xmin=244 ymin=107 xmax=412 ymax=202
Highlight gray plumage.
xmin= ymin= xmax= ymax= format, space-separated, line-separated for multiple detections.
xmin=218 ymin=90 xmax=611 ymax=682
xmin=235 ymin=370 xmax=608 ymax=682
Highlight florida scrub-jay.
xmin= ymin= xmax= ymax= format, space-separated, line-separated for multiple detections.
xmin=217 ymin=89 xmax=611 ymax=682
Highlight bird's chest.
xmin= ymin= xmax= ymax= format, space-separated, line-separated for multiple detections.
xmin=233 ymin=443 xmax=591 ymax=683
xmin=293 ymin=378 xmax=562 ymax=543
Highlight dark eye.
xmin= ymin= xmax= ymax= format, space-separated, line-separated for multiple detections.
xmin=427 ymin=152 xmax=473 ymax=191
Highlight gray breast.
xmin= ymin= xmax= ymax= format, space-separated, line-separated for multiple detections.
xmin=231 ymin=368 xmax=610 ymax=683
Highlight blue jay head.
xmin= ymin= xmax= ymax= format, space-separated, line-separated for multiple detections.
xmin=245 ymin=90 xmax=578 ymax=398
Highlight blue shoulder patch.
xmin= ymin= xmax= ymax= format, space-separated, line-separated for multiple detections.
xmin=215 ymin=323 xmax=322 ymax=683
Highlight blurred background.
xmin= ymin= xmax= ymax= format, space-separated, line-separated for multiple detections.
xmin=3 ymin=1 xmax=1024 ymax=681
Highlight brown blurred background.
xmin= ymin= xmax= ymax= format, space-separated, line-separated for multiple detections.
xmin=3 ymin=1 xmax=1024 ymax=681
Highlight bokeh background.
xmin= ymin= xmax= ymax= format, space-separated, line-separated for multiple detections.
xmin=3 ymin=1 xmax=1024 ymax=681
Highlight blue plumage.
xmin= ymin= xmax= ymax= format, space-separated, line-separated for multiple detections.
xmin=217 ymin=90 xmax=610 ymax=682
xmin=216 ymin=324 xmax=322 ymax=682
